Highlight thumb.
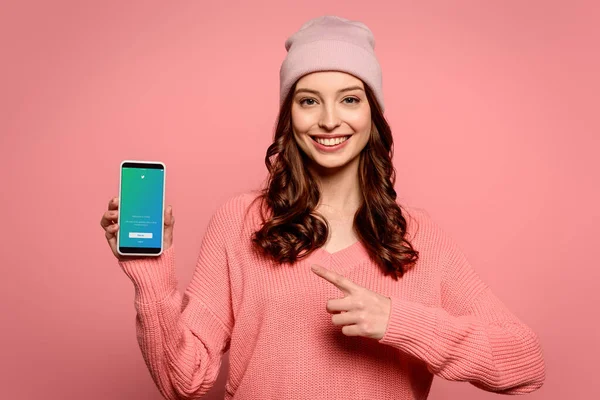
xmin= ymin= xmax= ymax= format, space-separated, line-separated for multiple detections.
xmin=165 ymin=205 xmax=174 ymax=226
xmin=163 ymin=205 xmax=174 ymax=249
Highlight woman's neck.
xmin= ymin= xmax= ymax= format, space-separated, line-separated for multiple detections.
xmin=310 ymin=157 xmax=362 ymax=216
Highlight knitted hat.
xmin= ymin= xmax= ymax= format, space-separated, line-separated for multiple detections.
xmin=279 ymin=15 xmax=384 ymax=112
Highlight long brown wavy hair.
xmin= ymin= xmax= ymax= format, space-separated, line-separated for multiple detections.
xmin=249 ymin=80 xmax=419 ymax=280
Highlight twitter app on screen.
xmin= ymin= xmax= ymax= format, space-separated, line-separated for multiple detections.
xmin=119 ymin=167 xmax=164 ymax=249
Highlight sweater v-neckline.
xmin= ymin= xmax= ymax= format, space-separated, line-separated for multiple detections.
xmin=306 ymin=239 xmax=370 ymax=274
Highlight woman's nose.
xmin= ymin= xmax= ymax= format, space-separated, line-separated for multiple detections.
xmin=318 ymin=105 xmax=342 ymax=131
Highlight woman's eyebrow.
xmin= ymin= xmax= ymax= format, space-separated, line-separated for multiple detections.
xmin=294 ymin=86 xmax=365 ymax=95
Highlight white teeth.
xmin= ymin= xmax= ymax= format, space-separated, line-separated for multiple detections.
xmin=315 ymin=136 xmax=349 ymax=146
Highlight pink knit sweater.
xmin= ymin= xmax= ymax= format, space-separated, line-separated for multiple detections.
xmin=118 ymin=191 xmax=545 ymax=399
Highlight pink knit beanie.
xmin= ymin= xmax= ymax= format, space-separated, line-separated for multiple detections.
xmin=279 ymin=15 xmax=384 ymax=112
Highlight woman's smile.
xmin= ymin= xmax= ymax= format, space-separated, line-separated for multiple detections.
xmin=310 ymin=134 xmax=352 ymax=152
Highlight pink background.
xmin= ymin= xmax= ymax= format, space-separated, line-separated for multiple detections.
xmin=1 ymin=0 xmax=598 ymax=399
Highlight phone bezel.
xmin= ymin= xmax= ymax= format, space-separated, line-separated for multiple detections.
xmin=117 ymin=160 xmax=166 ymax=257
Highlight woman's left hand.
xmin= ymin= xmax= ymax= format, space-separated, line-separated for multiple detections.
xmin=311 ymin=264 xmax=391 ymax=340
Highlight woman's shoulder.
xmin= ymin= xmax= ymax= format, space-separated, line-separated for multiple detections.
xmin=399 ymin=203 xmax=464 ymax=258
xmin=211 ymin=189 xmax=264 ymax=229
xmin=400 ymin=203 xmax=430 ymax=222
xmin=218 ymin=189 xmax=262 ymax=213
xmin=399 ymin=203 xmax=430 ymax=233
xmin=399 ymin=203 xmax=449 ymax=244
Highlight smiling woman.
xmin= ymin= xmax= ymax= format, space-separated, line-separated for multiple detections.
xmin=251 ymin=68 xmax=420 ymax=277
xmin=104 ymin=14 xmax=546 ymax=400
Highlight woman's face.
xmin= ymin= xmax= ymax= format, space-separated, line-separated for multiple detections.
xmin=291 ymin=71 xmax=372 ymax=172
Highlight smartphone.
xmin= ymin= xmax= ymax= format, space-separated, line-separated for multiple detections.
xmin=117 ymin=160 xmax=166 ymax=256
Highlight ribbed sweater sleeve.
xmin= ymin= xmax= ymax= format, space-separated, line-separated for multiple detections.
xmin=378 ymin=217 xmax=546 ymax=394
xmin=117 ymin=204 xmax=234 ymax=400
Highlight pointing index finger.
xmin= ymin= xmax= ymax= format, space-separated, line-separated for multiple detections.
xmin=311 ymin=264 xmax=360 ymax=294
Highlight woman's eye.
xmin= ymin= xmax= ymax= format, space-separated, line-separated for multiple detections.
xmin=299 ymin=97 xmax=359 ymax=106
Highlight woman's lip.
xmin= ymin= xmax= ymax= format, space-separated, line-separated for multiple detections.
xmin=310 ymin=134 xmax=352 ymax=139
xmin=311 ymin=135 xmax=351 ymax=153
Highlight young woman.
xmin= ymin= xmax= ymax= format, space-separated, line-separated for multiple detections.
xmin=100 ymin=15 xmax=545 ymax=400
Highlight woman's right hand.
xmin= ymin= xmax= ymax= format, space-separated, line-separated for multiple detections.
xmin=100 ymin=196 xmax=175 ymax=261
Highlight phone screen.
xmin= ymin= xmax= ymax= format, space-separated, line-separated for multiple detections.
xmin=118 ymin=161 xmax=165 ymax=255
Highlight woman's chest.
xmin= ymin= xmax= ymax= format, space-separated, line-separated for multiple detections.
xmin=231 ymin=254 xmax=441 ymax=324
